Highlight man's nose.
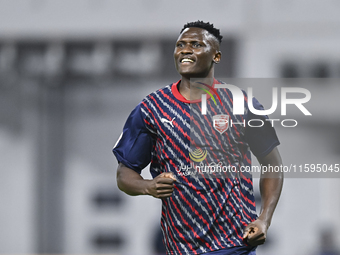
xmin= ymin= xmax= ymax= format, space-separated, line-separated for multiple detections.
xmin=181 ymin=44 xmax=193 ymax=54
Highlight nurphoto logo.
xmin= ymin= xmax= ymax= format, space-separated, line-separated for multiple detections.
xmin=193 ymin=80 xmax=312 ymax=128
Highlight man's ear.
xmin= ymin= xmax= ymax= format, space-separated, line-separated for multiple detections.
xmin=213 ymin=51 xmax=222 ymax=64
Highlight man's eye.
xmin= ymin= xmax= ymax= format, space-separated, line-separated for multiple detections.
xmin=193 ymin=43 xmax=201 ymax=48
xmin=177 ymin=43 xmax=183 ymax=47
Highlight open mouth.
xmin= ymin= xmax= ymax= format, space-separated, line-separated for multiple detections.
xmin=181 ymin=58 xmax=194 ymax=63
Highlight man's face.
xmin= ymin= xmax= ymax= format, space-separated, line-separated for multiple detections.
xmin=174 ymin=27 xmax=221 ymax=78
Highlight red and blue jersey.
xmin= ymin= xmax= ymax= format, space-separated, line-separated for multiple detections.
xmin=113 ymin=80 xmax=279 ymax=255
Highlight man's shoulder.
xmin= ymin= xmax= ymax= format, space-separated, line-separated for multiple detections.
xmin=137 ymin=83 xmax=176 ymax=122
xmin=142 ymin=83 xmax=175 ymax=102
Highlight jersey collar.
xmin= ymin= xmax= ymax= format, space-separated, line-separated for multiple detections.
xmin=171 ymin=79 xmax=220 ymax=104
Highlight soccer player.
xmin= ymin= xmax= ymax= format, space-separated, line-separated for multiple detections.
xmin=113 ymin=21 xmax=283 ymax=255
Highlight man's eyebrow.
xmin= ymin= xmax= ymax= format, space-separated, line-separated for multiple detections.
xmin=176 ymin=39 xmax=205 ymax=43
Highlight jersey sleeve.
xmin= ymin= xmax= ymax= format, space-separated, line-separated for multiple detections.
xmin=112 ymin=103 xmax=155 ymax=173
xmin=245 ymin=97 xmax=280 ymax=158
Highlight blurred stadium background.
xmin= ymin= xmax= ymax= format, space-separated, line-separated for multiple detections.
xmin=1 ymin=1 xmax=340 ymax=254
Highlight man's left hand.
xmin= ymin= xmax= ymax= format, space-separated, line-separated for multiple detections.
xmin=242 ymin=219 xmax=268 ymax=246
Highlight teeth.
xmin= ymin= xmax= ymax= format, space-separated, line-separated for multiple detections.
xmin=181 ymin=58 xmax=194 ymax=63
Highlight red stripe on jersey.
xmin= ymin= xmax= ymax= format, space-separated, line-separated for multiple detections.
xmin=161 ymin=86 xmax=190 ymax=118
xmin=141 ymin=100 xmax=190 ymax=164
xmin=238 ymin=187 xmax=256 ymax=208
xmin=189 ymin=100 xmax=249 ymax=241
xmin=165 ymin=199 xmax=199 ymax=254
xmin=173 ymin=172 xmax=235 ymax=246
xmin=161 ymin=206 xmax=183 ymax=254
xmin=160 ymin=214 xmax=172 ymax=252
xmin=175 ymin=174 xmax=237 ymax=247
xmin=220 ymin=203 xmax=245 ymax=243
xmin=154 ymin=91 xmax=191 ymax=140
xmin=190 ymin=113 xmax=220 ymax=163
xmin=204 ymin=100 xmax=240 ymax=164
xmin=226 ymin=198 xmax=249 ymax=230
xmin=170 ymin=195 xmax=212 ymax=252
xmin=219 ymin=89 xmax=244 ymax=137
xmin=205 ymin=101 xmax=242 ymax=172
xmin=200 ymin=177 xmax=236 ymax=246
xmin=230 ymin=188 xmax=253 ymax=223
xmin=175 ymin=184 xmax=223 ymax=250
xmin=148 ymin=95 xmax=189 ymax=160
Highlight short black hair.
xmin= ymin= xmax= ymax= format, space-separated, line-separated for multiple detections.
xmin=180 ymin=20 xmax=223 ymax=44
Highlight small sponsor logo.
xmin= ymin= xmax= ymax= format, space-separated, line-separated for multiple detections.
xmin=213 ymin=114 xmax=229 ymax=134
xmin=161 ymin=117 xmax=176 ymax=127
xmin=189 ymin=148 xmax=207 ymax=162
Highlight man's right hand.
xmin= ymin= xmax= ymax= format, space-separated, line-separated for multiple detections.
xmin=146 ymin=172 xmax=177 ymax=199
xmin=117 ymin=163 xmax=177 ymax=198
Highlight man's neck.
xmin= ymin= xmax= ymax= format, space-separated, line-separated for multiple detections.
xmin=178 ymin=76 xmax=214 ymax=101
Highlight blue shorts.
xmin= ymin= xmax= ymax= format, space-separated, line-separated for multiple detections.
xmin=203 ymin=246 xmax=257 ymax=255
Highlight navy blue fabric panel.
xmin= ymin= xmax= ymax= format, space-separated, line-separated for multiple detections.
xmin=245 ymin=97 xmax=280 ymax=158
xmin=112 ymin=104 xmax=153 ymax=173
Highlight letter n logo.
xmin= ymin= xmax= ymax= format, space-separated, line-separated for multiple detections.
xmin=213 ymin=115 xmax=229 ymax=134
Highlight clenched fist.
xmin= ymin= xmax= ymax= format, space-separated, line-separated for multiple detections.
xmin=146 ymin=172 xmax=177 ymax=199
xmin=243 ymin=219 xmax=268 ymax=246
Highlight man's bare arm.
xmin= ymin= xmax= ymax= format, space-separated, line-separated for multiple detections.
xmin=243 ymin=147 xmax=284 ymax=246
xmin=258 ymin=147 xmax=284 ymax=227
xmin=117 ymin=163 xmax=176 ymax=199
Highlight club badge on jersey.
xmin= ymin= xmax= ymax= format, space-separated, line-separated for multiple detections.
xmin=213 ymin=114 xmax=229 ymax=134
